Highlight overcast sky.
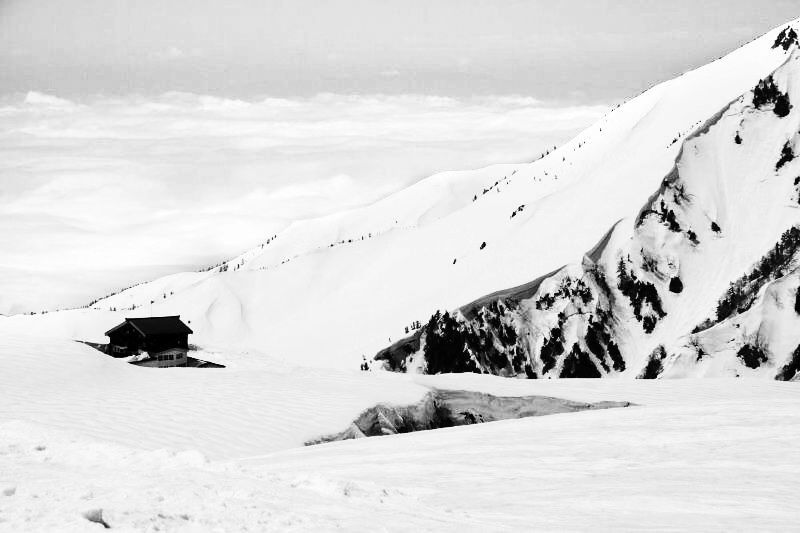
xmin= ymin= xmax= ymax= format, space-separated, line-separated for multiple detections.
xmin=1 ymin=0 xmax=797 ymax=100
xmin=0 ymin=2 xmax=798 ymax=314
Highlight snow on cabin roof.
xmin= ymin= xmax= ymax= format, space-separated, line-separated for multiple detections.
xmin=105 ymin=316 xmax=193 ymax=337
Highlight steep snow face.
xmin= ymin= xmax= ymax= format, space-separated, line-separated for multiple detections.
xmin=377 ymin=29 xmax=800 ymax=379
xmin=668 ymin=263 xmax=800 ymax=379
xmin=2 ymin=20 xmax=799 ymax=374
xmin=604 ymin=47 xmax=800 ymax=378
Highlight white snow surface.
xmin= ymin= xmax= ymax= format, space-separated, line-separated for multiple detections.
xmin=1 ymin=335 xmax=800 ymax=531
xmin=3 ymin=20 xmax=799 ymax=372
xmin=0 ymin=336 xmax=428 ymax=459
xmin=3 ymin=18 xmax=800 ymax=532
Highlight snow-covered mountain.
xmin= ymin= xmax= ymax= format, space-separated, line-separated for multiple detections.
xmin=3 ymin=20 xmax=800 ymax=380
xmin=375 ymin=25 xmax=800 ymax=380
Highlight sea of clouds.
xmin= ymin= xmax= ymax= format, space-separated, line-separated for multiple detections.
xmin=0 ymin=91 xmax=607 ymax=314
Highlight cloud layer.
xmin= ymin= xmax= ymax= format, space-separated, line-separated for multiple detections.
xmin=0 ymin=91 xmax=607 ymax=314
xmin=2 ymin=0 xmax=797 ymax=100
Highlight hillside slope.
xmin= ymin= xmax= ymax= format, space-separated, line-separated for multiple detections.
xmin=2 ymin=20 xmax=799 ymax=377
xmin=379 ymin=28 xmax=800 ymax=379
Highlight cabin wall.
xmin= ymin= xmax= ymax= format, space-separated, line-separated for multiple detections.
xmin=134 ymin=348 xmax=188 ymax=368
xmin=106 ymin=320 xmax=191 ymax=364
xmin=107 ymin=325 xmax=143 ymax=355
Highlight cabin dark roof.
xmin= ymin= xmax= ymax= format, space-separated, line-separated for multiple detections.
xmin=105 ymin=316 xmax=193 ymax=337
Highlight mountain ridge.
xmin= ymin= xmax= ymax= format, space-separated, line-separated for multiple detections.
xmin=377 ymin=38 xmax=800 ymax=379
xmin=2 ymin=17 xmax=799 ymax=378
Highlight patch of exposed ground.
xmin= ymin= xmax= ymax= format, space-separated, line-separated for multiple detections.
xmin=306 ymin=389 xmax=632 ymax=445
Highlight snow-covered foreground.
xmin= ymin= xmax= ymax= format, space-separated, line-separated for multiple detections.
xmin=0 ymin=336 xmax=428 ymax=458
xmin=1 ymin=336 xmax=798 ymax=531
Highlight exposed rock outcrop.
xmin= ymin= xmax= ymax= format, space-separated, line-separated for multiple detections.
xmin=306 ymin=389 xmax=632 ymax=445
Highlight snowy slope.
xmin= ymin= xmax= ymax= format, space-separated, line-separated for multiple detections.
xmin=5 ymin=19 xmax=800 ymax=533
xmin=1 ymin=335 xmax=799 ymax=531
xmin=0 ymin=336 xmax=431 ymax=459
xmin=376 ymin=27 xmax=800 ymax=380
xmin=2 ymin=20 xmax=800 ymax=378
xmin=2 ymin=370 xmax=799 ymax=531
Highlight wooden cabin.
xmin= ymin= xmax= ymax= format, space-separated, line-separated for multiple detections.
xmin=105 ymin=316 xmax=193 ymax=367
